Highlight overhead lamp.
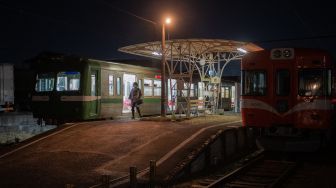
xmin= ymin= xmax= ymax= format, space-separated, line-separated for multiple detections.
xmin=237 ymin=48 xmax=247 ymax=53
xmin=152 ymin=51 xmax=162 ymax=56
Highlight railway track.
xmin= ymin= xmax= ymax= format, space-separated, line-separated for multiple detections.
xmin=191 ymin=152 xmax=297 ymax=188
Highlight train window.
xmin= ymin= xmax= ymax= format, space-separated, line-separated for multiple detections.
xmin=91 ymin=73 xmax=96 ymax=96
xmin=198 ymin=82 xmax=205 ymax=98
xmin=56 ymin=71 xmax=80 ymax=91
xmin=242 ymin=70 xmax=266 ymax=96
xmin=194 ymin=84 xmax=198 ymax=97
xmin=35 ymin=73 xmax=55 ymax=92
xmin=190 ymin=83 xmax=195 ymax=97
xmin=138 ymin=79 xmax=142 ymax=90
xmin=327 ymin=70 xmax=332 ymax=95
xmin=168 ymin=79 xmax=177 ymax=102
xmin=117 ymin=77 xmax=121 ymax=96
xmin=182 ymin=83 xmax=188 ymax=97
xmin=276 ymin=70 xmax=290 ymax=96
xmin=108 ymin=75 xmax=114 ymax=96
xmin=222 ymin=86 xmax=230 ymax=98
xmin=181 ymin=83 xmax=195 ymax=97
xmin=153 ymin=80 xmax=161 ymax=96
xmin=298 ymin=69 xmax=331 ymax=96
xmin=144 ymin=79 xmax=153 ymax=96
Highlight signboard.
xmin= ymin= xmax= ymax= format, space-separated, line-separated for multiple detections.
xmin=211 ymin=76 xmax=220 ymax=84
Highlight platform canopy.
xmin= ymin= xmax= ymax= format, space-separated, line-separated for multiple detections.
xmin=119 ymin=39 xmax=263 ymax=118
xmin=118 ymin=38 xmax=263 ymax=60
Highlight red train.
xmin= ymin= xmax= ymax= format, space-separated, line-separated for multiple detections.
xmin=241 ymin=48 xmax=335 ymax=142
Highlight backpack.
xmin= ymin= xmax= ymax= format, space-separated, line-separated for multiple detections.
xmin=133 ymin=88 xmax=140 ymax=99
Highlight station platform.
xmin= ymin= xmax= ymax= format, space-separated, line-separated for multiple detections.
xmin=0 ymin=113 xmax=249 ymax=188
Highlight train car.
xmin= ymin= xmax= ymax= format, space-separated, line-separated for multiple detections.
xmin=31 ymin=53 xmax=162 ymax=124
xmin=241 ymin=48 xmax=335 ymax=141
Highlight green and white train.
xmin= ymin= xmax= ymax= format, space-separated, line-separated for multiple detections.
xmin=31 ymin=53 xmax=238 ymax=124
xmin=31 ymin=53 xmax=163 ymax=124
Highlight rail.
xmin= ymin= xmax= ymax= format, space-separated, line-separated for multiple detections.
xmin=191 ymin=150 xmax=297 ymax=188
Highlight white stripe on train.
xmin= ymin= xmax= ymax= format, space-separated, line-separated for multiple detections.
xmin=241 ymin=98 xmax=333 ymax=117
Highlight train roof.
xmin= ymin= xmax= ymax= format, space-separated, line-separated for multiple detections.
xmin=29 ymin=52 xmax=160 ymax=71
xmin=246 ymin=48 xmax=331 ymax=55
xmin=89 ymin=59 xmax=160 ymax=73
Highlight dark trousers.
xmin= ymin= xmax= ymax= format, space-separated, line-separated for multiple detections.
xmin=131 ymin=102 xmax=141 ymax=118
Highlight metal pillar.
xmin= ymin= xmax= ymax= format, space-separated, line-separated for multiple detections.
xmin=161 ymin=23 xmax=166 ymax=117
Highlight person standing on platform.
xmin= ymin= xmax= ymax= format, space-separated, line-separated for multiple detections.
xmin=129 ymin=82 xmax=142 ymax=119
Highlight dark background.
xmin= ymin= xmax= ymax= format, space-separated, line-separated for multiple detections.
xmin=1 ymin=0 xmax=336 ymax=65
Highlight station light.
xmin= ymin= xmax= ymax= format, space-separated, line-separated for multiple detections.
xmin=152 ymin=51 xmax=162 ymax=56
xmin=237 ymin=48 xmax=247 ymax=53
xmin=165 ymin=17 xmax=171 ymax=24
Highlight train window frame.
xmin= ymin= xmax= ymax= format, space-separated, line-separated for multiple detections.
xmin=298 ymin=69 xmax=331 ymax=97
xmin=241 ymin=70 xmax=267 ymax=96
xmin=117 ymin=77 xmax=121 ymax=96
xmin=276 ymin=69 xmax=290 ymax=96
xmin=182 ymin=82 xmax=194 ymax=97
xmin=35 ymin=72 xmax=55 ymax=92
xmin=153 ymin=79 xmax=161 ymax=96
xmin=190 ymin=83 xmax=195 ymax=97
xmin=222 ymin=86 xmax=231 ymax=98
xmin=56 ymin=71 xmax=81 ymax=92
xmin=144 ymin=78 xmax=153 ymax=96
xmin=108 ymin=75 xmax=114 ymax=96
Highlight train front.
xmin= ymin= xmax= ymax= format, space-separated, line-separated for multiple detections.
xmin=31 ymin=54 xmax=89 ymax=125
xmin=241 ymin=48 xmax=335 ymax=138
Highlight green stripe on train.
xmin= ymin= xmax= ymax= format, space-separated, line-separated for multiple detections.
xmin=144 ymin=98 xmax=161 ymax=103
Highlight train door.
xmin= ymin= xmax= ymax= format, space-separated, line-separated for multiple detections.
xmin=272 ymin=66 xmax=293 ymax=125
xmin=123 ymin=73 xmax=136 ymax=113
xmin=90 ymin=69 xmax=99 ymax=116
xmin=220 ymin=86 xmax=231 ymax=110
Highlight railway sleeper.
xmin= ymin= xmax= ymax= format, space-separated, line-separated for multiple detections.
xmin=225 ymin=181 xmax=268 ymax=187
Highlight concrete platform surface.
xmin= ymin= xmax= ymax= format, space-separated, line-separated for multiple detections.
xmin=0 ymin=114 xmax=242 ymax=188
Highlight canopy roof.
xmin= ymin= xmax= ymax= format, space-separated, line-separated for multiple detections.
xmin=119 ymin=38 xmax=263 ymax=60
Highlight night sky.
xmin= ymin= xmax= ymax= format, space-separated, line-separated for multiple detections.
xmin=1 ymin=0 xmax=336 ymax=65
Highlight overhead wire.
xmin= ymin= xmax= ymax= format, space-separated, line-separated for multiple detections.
xmin=99 ymin=0 xmax=157 ymax=25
